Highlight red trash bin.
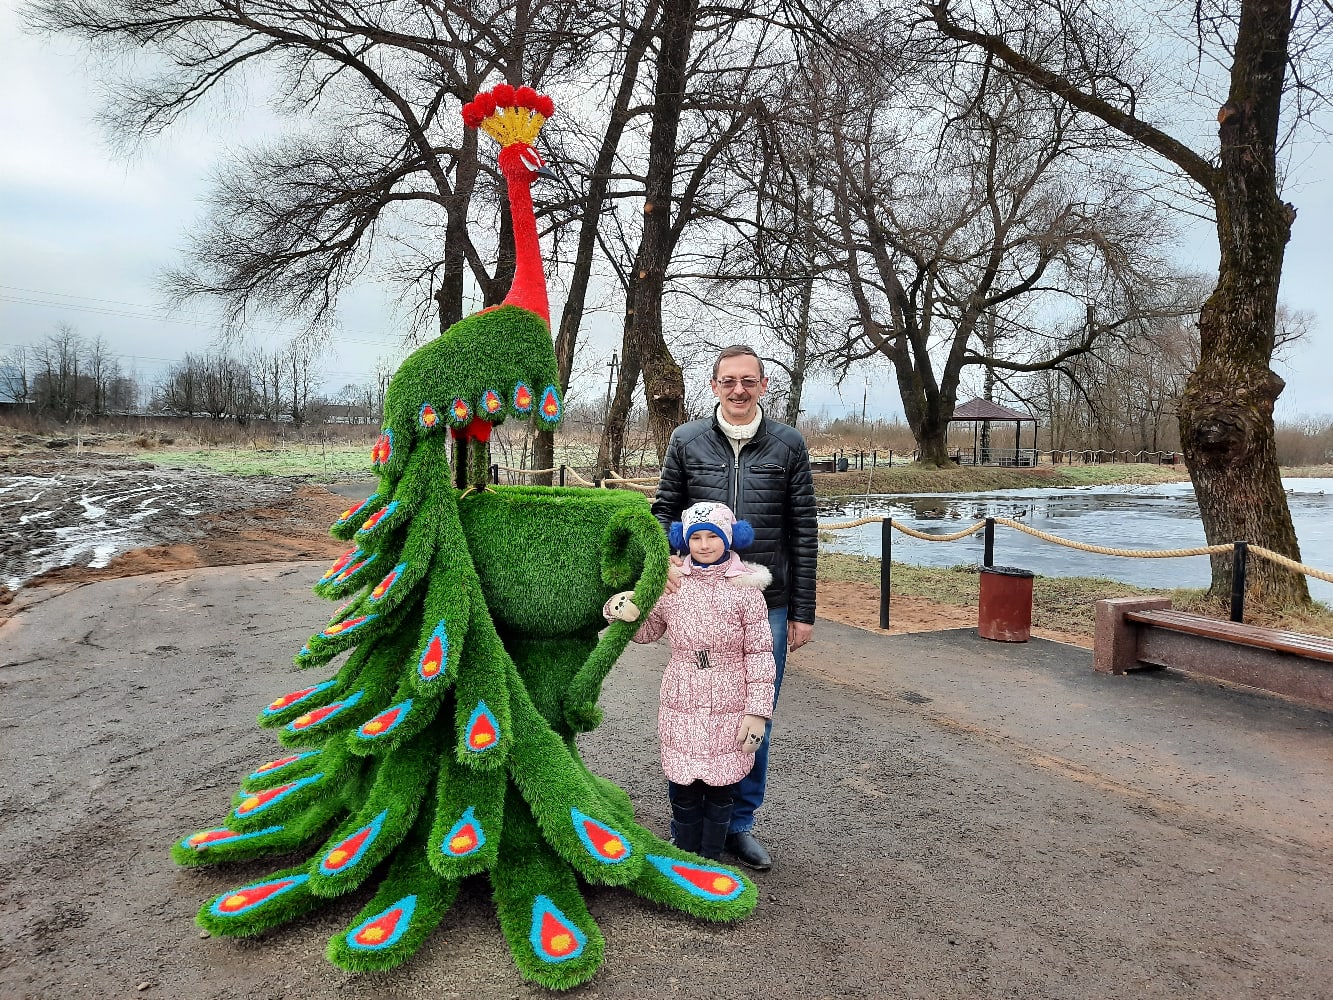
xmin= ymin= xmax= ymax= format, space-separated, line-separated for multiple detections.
xmin=978 ymin=565 xmax=1034 ymax=642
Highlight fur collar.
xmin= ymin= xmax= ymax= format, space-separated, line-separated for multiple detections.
xmin=681 ymin=553 xmax=772 ymax=590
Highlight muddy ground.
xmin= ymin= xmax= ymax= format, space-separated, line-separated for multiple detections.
xmin=0 ymin=452 xmax=349 ymax=601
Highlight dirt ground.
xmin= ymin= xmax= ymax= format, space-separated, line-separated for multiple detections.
xmin=0 ymin=452 xmax=349 ymax=603
xmin=1 ymin=564 xmax=1330 ymax=1000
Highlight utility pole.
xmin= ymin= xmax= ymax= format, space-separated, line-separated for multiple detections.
xmin=603 ymin=351 xmax=619 ymax=420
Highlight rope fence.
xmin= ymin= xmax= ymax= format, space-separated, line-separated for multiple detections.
xmin=484 ymin=464 xmax=1331 ymax=624
xmin=806 ymin=448 xmax=1185 ymax=472
xmin=492 ymin=463 xmax=660 ymax=491
xmin=493 ymin=448 xmax=1187 ymax=484
xmin=1250 ymin=545 xmax=1333 ymax=587
xmin=818 ymin=514 xmax=1333 ymax=628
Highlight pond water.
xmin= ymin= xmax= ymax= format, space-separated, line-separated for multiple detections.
xmin=818 ymin=478 xmax=1333 ymax=606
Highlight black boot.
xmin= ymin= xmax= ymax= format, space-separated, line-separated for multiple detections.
xmin=695 ymin=784 xmax=735 ymax=861
xmin=670 ymin=786 xmax=705 ymax=854
xmin=700 ymin=798 xmax=733 ymax=860
xmin=724 ymin=831 xmax=772 ymax=871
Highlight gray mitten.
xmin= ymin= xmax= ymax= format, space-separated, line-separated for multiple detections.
xmin=605 ymin=591 xmax=640 ymax=622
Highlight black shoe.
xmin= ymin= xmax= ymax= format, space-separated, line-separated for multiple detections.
xmin=725 ymin=831 xmax=772 ymax=871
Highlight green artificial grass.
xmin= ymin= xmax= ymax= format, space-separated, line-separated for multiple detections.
xmin=173 ymin=324 xmax=755 ymax=989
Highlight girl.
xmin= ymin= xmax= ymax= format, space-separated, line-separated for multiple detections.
xmin=605 ymin=501 xmax=776 ymax=860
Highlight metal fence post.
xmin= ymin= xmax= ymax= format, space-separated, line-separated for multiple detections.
xmin=559 ymin=464 xmax=566 ymax=486
xmin=983 ymin=517 xmax=995 ymax=568
xmin=1231 ymin=540 xmax=1249 ymax=623
xmin=879 ymin=517 xmax=892 ymax=630
xmin=490 ymin=464 xmax=499 ymax=484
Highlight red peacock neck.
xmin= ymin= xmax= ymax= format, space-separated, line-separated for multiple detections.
xmin=499 ymin=148 xmax=550 ymax=325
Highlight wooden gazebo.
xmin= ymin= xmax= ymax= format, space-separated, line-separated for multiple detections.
xmin=948 ymin=398 xmax=1038 ymax=466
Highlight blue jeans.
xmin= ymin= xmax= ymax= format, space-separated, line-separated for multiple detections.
xmin=668 ymin=605 xmax=788 ymax=838
xmin=729 ymin=605 xmax=787 ymax=834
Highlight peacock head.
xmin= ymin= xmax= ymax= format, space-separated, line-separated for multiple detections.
xmin=462 ymin=84 xmax=557 ymax=184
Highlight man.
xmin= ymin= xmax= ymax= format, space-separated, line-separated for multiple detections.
xmin=652 ymin=344 xmax=816 ymax=871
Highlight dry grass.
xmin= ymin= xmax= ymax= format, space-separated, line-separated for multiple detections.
xmin=812 ymin=461 xmax=1192 ymax=497
xmin=818 ymin=551 xmax=1333 ymax=641
xmin=1171 ymin=590 xmax=1333 ymax=636
xmin=815 ymin=461 xmax=1333 ymax=498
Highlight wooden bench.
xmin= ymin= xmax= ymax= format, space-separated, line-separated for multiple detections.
xmin=1094 ymin=597 xmax=1333 ymax=710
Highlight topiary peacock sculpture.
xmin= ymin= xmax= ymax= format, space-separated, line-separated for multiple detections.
xmin=171 ymin=84 xmax=757 ymax=991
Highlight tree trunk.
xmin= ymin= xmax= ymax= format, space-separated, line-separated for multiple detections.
xmin=783 ymin=174 xmax=817 ymax=428
xmin=533 ymin=1 xmax=661 ymax=484
xmin=889 ymin=321 xmax=965 ymax=468
xmin=609 ymin=0 xmax=696 ymax=466
xmin=980 ymin=312 xmax=997 ymax=461
xmin=489 ymin=203 xmax=516 ymax=309
xmin=895 ymin=360 xmax=953 ymax=466
xmin=436 ymin=130 xmax=481 ymax=333
xmin=597 ymin=340 xmax=641 ymax=474
xmin=1177 ymin=0 xmax=1307 ymax=605
xmin=914 ymin=414 xmax=951 ymax=467
xmin=928 ymin=0 xmax=1308 ymax=607
xmin=783 ymin=332 xmax=808 ymax=427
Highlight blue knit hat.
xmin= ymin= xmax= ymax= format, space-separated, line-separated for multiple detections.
xmin=668 ymin=501 xmax=754 ymax=553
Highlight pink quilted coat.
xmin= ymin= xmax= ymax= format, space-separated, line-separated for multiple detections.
xmin=612 ymin=554 xmax=776 ymax=786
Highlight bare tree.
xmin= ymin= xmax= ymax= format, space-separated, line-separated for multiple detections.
xmin=82 ymin=336 xmax=117 ymax=417
xmin=1028 ymin=309 xmax=1199 ymax=454
xmin=595 ymin=2 xmax=828 ymax=469
xmin=529 ymin=0 xmax=663 ymax=481
xmin=1274 ymin=303 xmax=1315 ymax=357
xmin=607 ymin=0 xmax=703 ymax=466
xmin=28 ymin=0 xmax=625 ymax=342
xmin=824 ymin=62 xmax=1184 ymax=465
xmin=31 ymin=323 xmax=85 ymax=420
xmin=156 ymin=353 xmax=203 ymax=416
xmin=701 ymin=53 xmax=849 ymax=426
xmin=1 ymin=346 xmax=34 ymax=408
xmin=247 ymin=350 xmax=278 ymax=423
xmin=1033 ymin=294 xmax=1311 ymax=454
xmin=928 ymin=0 xmax=1333 ymax=607
xmin=288 ymin=344 xmax=318 ymax=429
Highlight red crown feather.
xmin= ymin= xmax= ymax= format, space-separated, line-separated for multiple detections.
xmin=462 ymin=84 xmax=555 ymax=146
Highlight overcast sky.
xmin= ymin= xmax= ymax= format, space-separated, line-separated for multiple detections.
xmin=2 ymin=5 xmax=1330 ymax=423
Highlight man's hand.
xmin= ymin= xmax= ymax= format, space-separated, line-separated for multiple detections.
xmin=664 ymin=555 xmax=684 ymax=594
xmin=735 ymin=714 xmax=767 ymax=752
xmin=788 ymin=620 xmax=813 ymax=651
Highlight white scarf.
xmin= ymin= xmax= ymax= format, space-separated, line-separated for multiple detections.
xmin=716 ymin=404 xmax=762 ymax=458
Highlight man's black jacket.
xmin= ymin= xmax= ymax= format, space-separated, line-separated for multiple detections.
xmin=652 ymin=407 xmax=817 ymax=623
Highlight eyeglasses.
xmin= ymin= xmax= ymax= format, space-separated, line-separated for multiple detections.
xmin=713 ymin=377 xmax=762 ymax=389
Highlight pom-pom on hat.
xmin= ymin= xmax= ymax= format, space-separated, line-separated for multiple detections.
xmin=668 ymin=501 xmax=754 ymax=553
